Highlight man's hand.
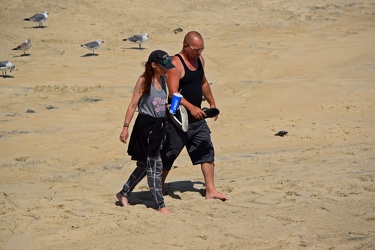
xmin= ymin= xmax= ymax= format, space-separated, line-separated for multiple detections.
xmin=190 ymin=106 xmax=207 ymax=120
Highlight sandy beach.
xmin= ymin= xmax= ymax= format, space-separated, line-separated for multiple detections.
xmin=1 ymin=0 xmax=374 ymax=249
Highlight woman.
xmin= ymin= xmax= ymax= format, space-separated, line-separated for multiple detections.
xmin=116 ymin=50 xmax=174 ymax=214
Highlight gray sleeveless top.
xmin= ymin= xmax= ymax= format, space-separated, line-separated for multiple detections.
xmin=137 ymin=76 xmax=167 ymax=118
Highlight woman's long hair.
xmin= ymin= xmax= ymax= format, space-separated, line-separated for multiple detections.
xmin=141 ymin=62 xmax=154 ymax=95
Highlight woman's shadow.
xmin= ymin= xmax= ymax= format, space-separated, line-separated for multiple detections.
xmin=114 ymin=180 xmax=205 ymax=208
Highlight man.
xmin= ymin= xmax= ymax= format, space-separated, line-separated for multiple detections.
xmin=161 ymin=31 xmax=228 ymax=201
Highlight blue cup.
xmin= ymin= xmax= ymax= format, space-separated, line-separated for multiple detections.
xmin=169 ymin=93 xmax=182 ymax=114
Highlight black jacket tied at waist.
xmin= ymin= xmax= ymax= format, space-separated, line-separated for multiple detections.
xmin=127 ymin=113 xmax=166 ymax=162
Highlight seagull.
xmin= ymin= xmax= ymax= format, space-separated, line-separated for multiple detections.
xmin=24 ymin=11 xmax=49 ymax=27
xmin=81 ymin=39 xmax=104 ymax=54
xmin=12 ymin=39 xmax=32 ymax=55
xmin=0 ymin=61 xmax=15 ymax=77
xmin=123 ymin=33 xmax=148 ymax=49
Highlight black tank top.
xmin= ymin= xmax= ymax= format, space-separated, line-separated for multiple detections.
xmin=173 ymin=54 xmax=204 ymax=109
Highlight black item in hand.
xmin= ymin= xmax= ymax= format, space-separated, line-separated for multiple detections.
xmin=202 ymin=107 xmax=220 ymax=118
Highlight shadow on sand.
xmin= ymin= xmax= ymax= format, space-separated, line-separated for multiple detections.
xmin=114 ymin=180 xmax=205 ymax=208
xmin=123 ymin=47 xmax=146 ymax=50
xmin=81 ymin=53 xmax=99 ymax=57
xmin=24 ymin=26 xmax=47 ymax=29
xmin=13 ymin=54 xmax=31 ymax=57
xmin=1 ymin=75 xmax=15 ymax=79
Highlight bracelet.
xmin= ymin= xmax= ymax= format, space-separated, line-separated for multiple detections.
xmin=123 ymin=123 xmax=129 ymax=128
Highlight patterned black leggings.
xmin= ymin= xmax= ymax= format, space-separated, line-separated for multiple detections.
xmin=119 ymin=153 xmax=165 ymax=209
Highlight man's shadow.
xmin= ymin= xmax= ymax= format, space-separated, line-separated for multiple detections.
xmin=165 ymin=180 xmax=206 ymax=199
xmin=114 ymin=180 xmax=205 ymax=208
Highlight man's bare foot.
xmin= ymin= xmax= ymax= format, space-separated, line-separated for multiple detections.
xmin=205 ymin=190 xmax=228 ymax=201
xmin=157 ymin=207 xmax=172 ymax=214
xmin=116 ymin=192 xmax=129 ymax=206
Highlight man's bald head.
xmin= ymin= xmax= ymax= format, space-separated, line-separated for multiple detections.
xmin=183 ymin=31 xmax=203 ymax=45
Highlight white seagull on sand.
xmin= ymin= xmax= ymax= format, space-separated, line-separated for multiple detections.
xmin=123 ymin=33 xmax=148 ymax=48
xmin=0 ymin=61 xmax=15 ymax=77
xmin=24 ymin=11 xmax=49 ymax=27
xmin=13 ymin=39 xmax=32 ymax=55
xmin=81 ymin=39 xmax=104 ymax=54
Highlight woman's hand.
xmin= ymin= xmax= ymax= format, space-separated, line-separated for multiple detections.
xmin=119 ymin=128 xmax=129 ymax=144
